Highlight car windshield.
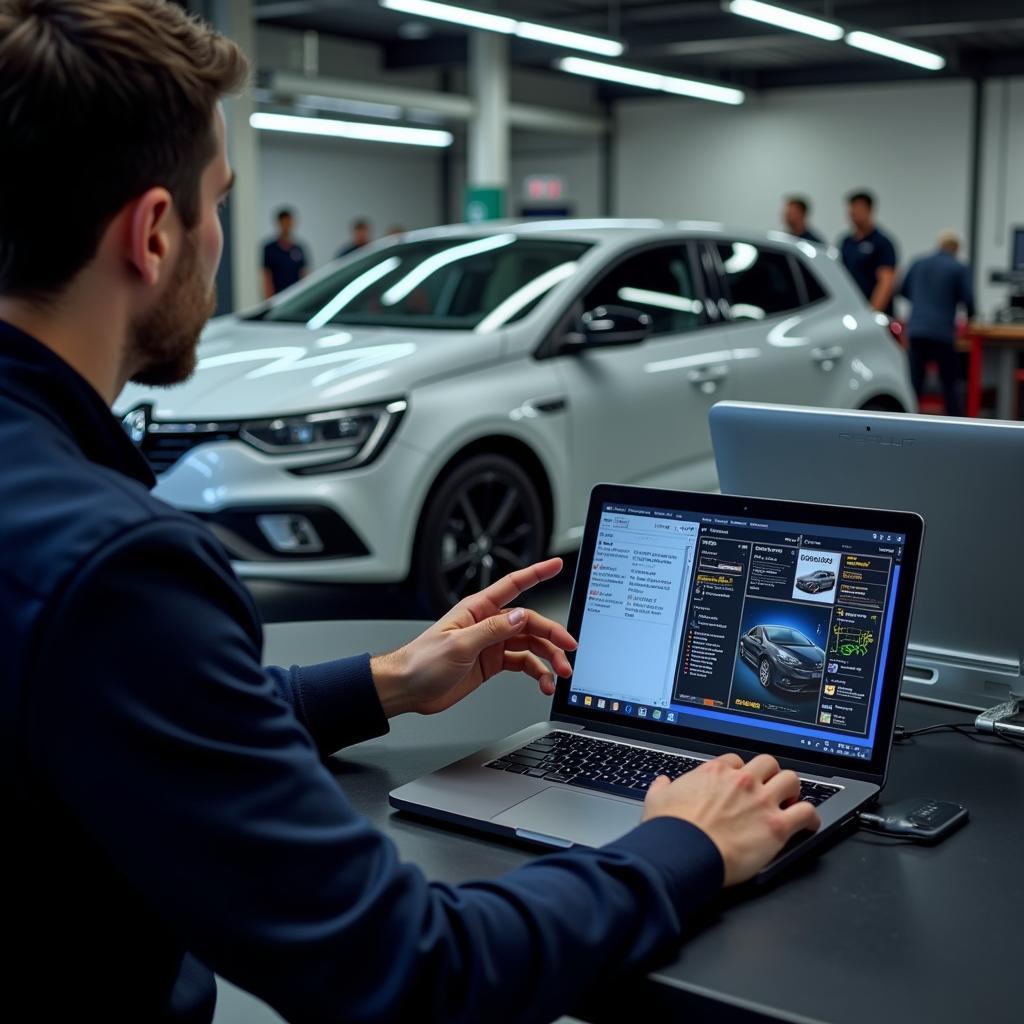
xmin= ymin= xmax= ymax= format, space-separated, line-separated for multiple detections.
xmin=765 ymin=627 xmax=813 ymax=646
xmin=257 ymin=235 xmax=591 ymax=331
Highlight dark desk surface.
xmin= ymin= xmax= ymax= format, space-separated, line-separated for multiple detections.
xmin=265 ymin=621 xmax=1024 ymax=1024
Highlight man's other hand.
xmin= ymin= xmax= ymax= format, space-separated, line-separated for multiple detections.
xmin=371 ymin=558 xmax=577 ymax=717
xmin=642 ymin=754 xmax=821 ymax=886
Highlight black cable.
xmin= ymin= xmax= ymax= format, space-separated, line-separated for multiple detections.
xmin=893 ymin=722 xmax=1024 ymax=751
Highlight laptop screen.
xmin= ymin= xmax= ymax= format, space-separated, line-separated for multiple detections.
xmin=564 ymin=496 xmax=912 ymax=766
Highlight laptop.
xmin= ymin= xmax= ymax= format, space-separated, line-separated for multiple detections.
xmin=390 ymin=484 xmax=923 ymax=881
xmin=710 ymin=401 xmax=1024 ymax=711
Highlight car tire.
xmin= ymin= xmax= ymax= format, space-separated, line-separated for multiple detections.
xmin=413 ymin=453 xmax=546 ymax=616
xmin=758 ymin=656 xmax=774 ymax=689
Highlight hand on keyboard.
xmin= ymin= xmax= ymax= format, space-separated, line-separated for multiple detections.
xmin=642 ymin=753 xmax=821 ymax=886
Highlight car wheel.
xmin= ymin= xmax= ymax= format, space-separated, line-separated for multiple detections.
xmin=758 ymin=656 xmax=774 ymax=689
xmin=414 ymin=454 xmax=546 ymax=616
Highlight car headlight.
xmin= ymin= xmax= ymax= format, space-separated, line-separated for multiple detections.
xmin=777 ymin=650 xmax=800 ymax=666
xmin=240 ymin=399 xmax=407 ymax=475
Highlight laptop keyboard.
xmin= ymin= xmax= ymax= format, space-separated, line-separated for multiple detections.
xmin=486 ymin=731 xmax=842 ymax=806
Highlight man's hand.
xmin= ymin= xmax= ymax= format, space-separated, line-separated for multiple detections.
xmin=642 ymin=753 xmax=821 ymax=886
xmin=370 ymin=558 xmax=577 ymax=717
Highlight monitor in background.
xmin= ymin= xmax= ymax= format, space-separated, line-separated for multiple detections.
xmin=1012 ymin=227 xmax=1024 ymax=273
xmin=710 ymin=402 xmax=1024 ymax=711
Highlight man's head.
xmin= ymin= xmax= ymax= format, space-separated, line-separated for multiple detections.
xmin=846 ymin=191 xmax=875 ymax=234
xmin=352 ymin=218 xmax=372 ymax=247
xmin=938 ymin=230 xmax=960 ymax=255
xmin=783 ymin=196 xmax=810 ymax=235
xmin=0 ymin=0 xmax=247 ymax=387
xmin=276 ymin=207 xmax=295 ymax=239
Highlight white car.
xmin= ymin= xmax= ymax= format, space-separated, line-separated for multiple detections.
xmin=116 ymin=219 xmax=913 ymax=612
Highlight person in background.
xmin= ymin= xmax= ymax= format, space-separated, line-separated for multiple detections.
xmin=385 ymin=224 xmax=406 ymax=240
xmin=899 ymin=230 xmax=975 ymax=417
xmin=262 ymin=207 xmax=308 ymax=298
xmin=337 ymin=216 xmax=372 ymax=258
xmin=782 ymin=196 xmax=822 ymax=243
xmin=840 ymin=190 xmax=898 ymax=313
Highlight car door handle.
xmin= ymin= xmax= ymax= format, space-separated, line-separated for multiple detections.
xmin=811 ymin=345 xmax=844 ymax=368
xmin=687 ymin=365 xmax=729 ymax=394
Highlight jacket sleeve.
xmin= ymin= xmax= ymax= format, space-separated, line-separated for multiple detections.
xmin=27 ymin=519 xmax=724 ymax=1024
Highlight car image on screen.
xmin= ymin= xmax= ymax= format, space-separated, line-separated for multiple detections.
xmin=739 ymin=624 xmax=826 ymax=693
xmin=795 ymin=569 xmax=837 ymax=594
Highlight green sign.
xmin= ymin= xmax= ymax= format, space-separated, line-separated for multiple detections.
xmin=464 ymin=186 xmax=506 ymax=223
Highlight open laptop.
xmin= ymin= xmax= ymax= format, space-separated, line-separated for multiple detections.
xmin=390 ymin=484 xmax=923 ymax=881
xmin=711 ymin=402 xmax=1024 ymax=711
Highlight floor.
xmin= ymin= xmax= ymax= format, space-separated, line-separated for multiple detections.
xmin=214 ymin=564 xmax=575 ymax=1022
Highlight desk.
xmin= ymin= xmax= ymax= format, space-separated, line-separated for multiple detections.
xmin=965 ymin=323 xmax=1024 ymax=418
xmin=265 ymin=621 xmax=1024 ymax=1024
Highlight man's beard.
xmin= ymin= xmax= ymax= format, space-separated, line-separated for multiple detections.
xmin=128 ymin=233 xmax=216 ymax=387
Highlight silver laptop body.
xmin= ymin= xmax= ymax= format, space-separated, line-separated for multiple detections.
xmin=711 ymin=401 xmax=1024 ymax=711
xmin=391 ymin=485 xmax=923 ymax=882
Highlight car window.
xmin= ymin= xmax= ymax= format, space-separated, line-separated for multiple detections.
xmin=794 ymin=258 xmax=828 ymax=305
xmin=765 ymin=626 xmax=813 ymax=646
xmin=258 ymin=236 xmax=591 ymax=331
xmin=582 ymin=245 xmax=704 ymax=336
xmin=716 ymin=242 xmax=803 ymax=321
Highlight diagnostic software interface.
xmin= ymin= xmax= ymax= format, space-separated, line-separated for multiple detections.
xmin=569 ymin=502 xmax=906 ymax=762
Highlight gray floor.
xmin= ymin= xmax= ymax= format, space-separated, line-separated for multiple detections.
xmin=215 ymin=570 xmax=574 ymax=1022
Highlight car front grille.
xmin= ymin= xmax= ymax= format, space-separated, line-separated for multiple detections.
xmin=140 ymin=423 xmax=241 ymax=475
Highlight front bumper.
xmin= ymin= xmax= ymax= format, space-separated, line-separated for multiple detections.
xmin=150 ymin=437 xmax=428 ymax=583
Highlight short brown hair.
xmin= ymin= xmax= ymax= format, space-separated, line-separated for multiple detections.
xmin=0 ymin=0 xmax=248 ymax=298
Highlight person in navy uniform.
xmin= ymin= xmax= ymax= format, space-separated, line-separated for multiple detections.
xmin=782 ymin=195 xmax=823 ymax=244
xmin=336 ymin=216 xmax=372 ymax=259
xmin=840 ymin=190 xmax=898 ymax=313
xmin=262 ymin=206 xmax=308 ymax=298
xmin=899 ymin=230 xmax=975 ymax=416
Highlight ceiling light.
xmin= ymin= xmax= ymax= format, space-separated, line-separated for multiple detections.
xmin=726 ymin=0 xmax=843 ymax=42
xmin=379 ymin=0 xmax=623 ymax=57
xmin=380 ymin=0 xmax=515 ymax=34
xmin=250 ymin=111 xmax=454 ymax=147
xmin=515 ymin=22 xmax=623 ymax=57
xmin=845 ymin=30 xmax=945 ymax=71
xmin=558 ymin=57 xmax=744 ymax=106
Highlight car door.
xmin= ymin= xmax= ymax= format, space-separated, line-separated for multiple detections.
xmin=702 ymin=240 xmax=833 ymax=406
xmin=546 ymin=241 xmax=741 ymax=515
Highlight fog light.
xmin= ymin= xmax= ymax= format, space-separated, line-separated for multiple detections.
xmin=256 ymin=514 xmax=324 ymax=554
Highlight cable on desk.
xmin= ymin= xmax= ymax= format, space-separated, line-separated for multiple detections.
xmin=893 ymin=722 xmax=1024 ymax=751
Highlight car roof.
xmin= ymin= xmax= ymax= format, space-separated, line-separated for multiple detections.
xmin=398 ymin=218 xmax=826 ymax=255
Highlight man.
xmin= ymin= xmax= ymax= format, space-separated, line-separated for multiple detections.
xmin=0 ymin=2 xmax=817 ymax=1021
xmin=337 ymin=216 xmax=372 ymax=258
xmin=840 ymin=190 xmax=898 ymax=313
xmin=262 ymin=207 xmax=308 ymax=298
xmin=899 ymin=231 xmax=975 ymax=417
xmin=782 ymin=195 xmax=823 ymax=243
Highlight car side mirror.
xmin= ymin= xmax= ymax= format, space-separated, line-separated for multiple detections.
xmin=561 ymin=305 xmax=652 ymax=353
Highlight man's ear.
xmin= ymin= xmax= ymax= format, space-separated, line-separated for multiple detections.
xmin=125 ymin=187 xmax=176 ymax=287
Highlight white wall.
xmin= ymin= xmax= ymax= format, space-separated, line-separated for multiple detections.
xmin=977 ymin=77 xmax=1024 ymax=318
xmin=257 ymin=132 xmax=442 ymax=272
xmin=613 ymin=80 xmax=974 ymax=280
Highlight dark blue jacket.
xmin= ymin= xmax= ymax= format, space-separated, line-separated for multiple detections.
xmin=899 ymin=249 xmax=975 ymax=344
xmin=0 ymin=320 xmax=723 ymax=1022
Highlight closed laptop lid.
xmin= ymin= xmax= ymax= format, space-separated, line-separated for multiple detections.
xmin=552 ymin=484 xmax=923 ymax=785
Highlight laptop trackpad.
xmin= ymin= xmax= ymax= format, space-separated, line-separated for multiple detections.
xmin=492 ymin=787 xmax=643 ymax=848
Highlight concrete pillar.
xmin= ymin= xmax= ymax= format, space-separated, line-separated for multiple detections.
xmin=466 ymin=32 xmax=509 ymax=222
xmin=210 ymin=0 xmax=261 ymax=312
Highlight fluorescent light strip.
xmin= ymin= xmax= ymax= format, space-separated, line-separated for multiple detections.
xmin=381 ymin=0 xmax=515 ymax=33
xmin=382 ymin=234 xmax=516 ymax=306
xmin=845 ymin=30 xmax=945 ymax=71
xmin=726 ymin=0 xmax=843 ymax=42
xmin=515 ymin=22 xmax=623 ymax=57
xmin=558 ymin=56 xmax=744 ymax=106
xmin=380 ymin=0 xmax=622 ymax=57
xmin=250 ymin=111 xmax=453 ymax=147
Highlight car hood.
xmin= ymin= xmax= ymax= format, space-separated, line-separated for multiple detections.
xmin=114 ymin=318 xmax=500 ymax=420
xmin=778 ymin=644 xmax=825 ymax=665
